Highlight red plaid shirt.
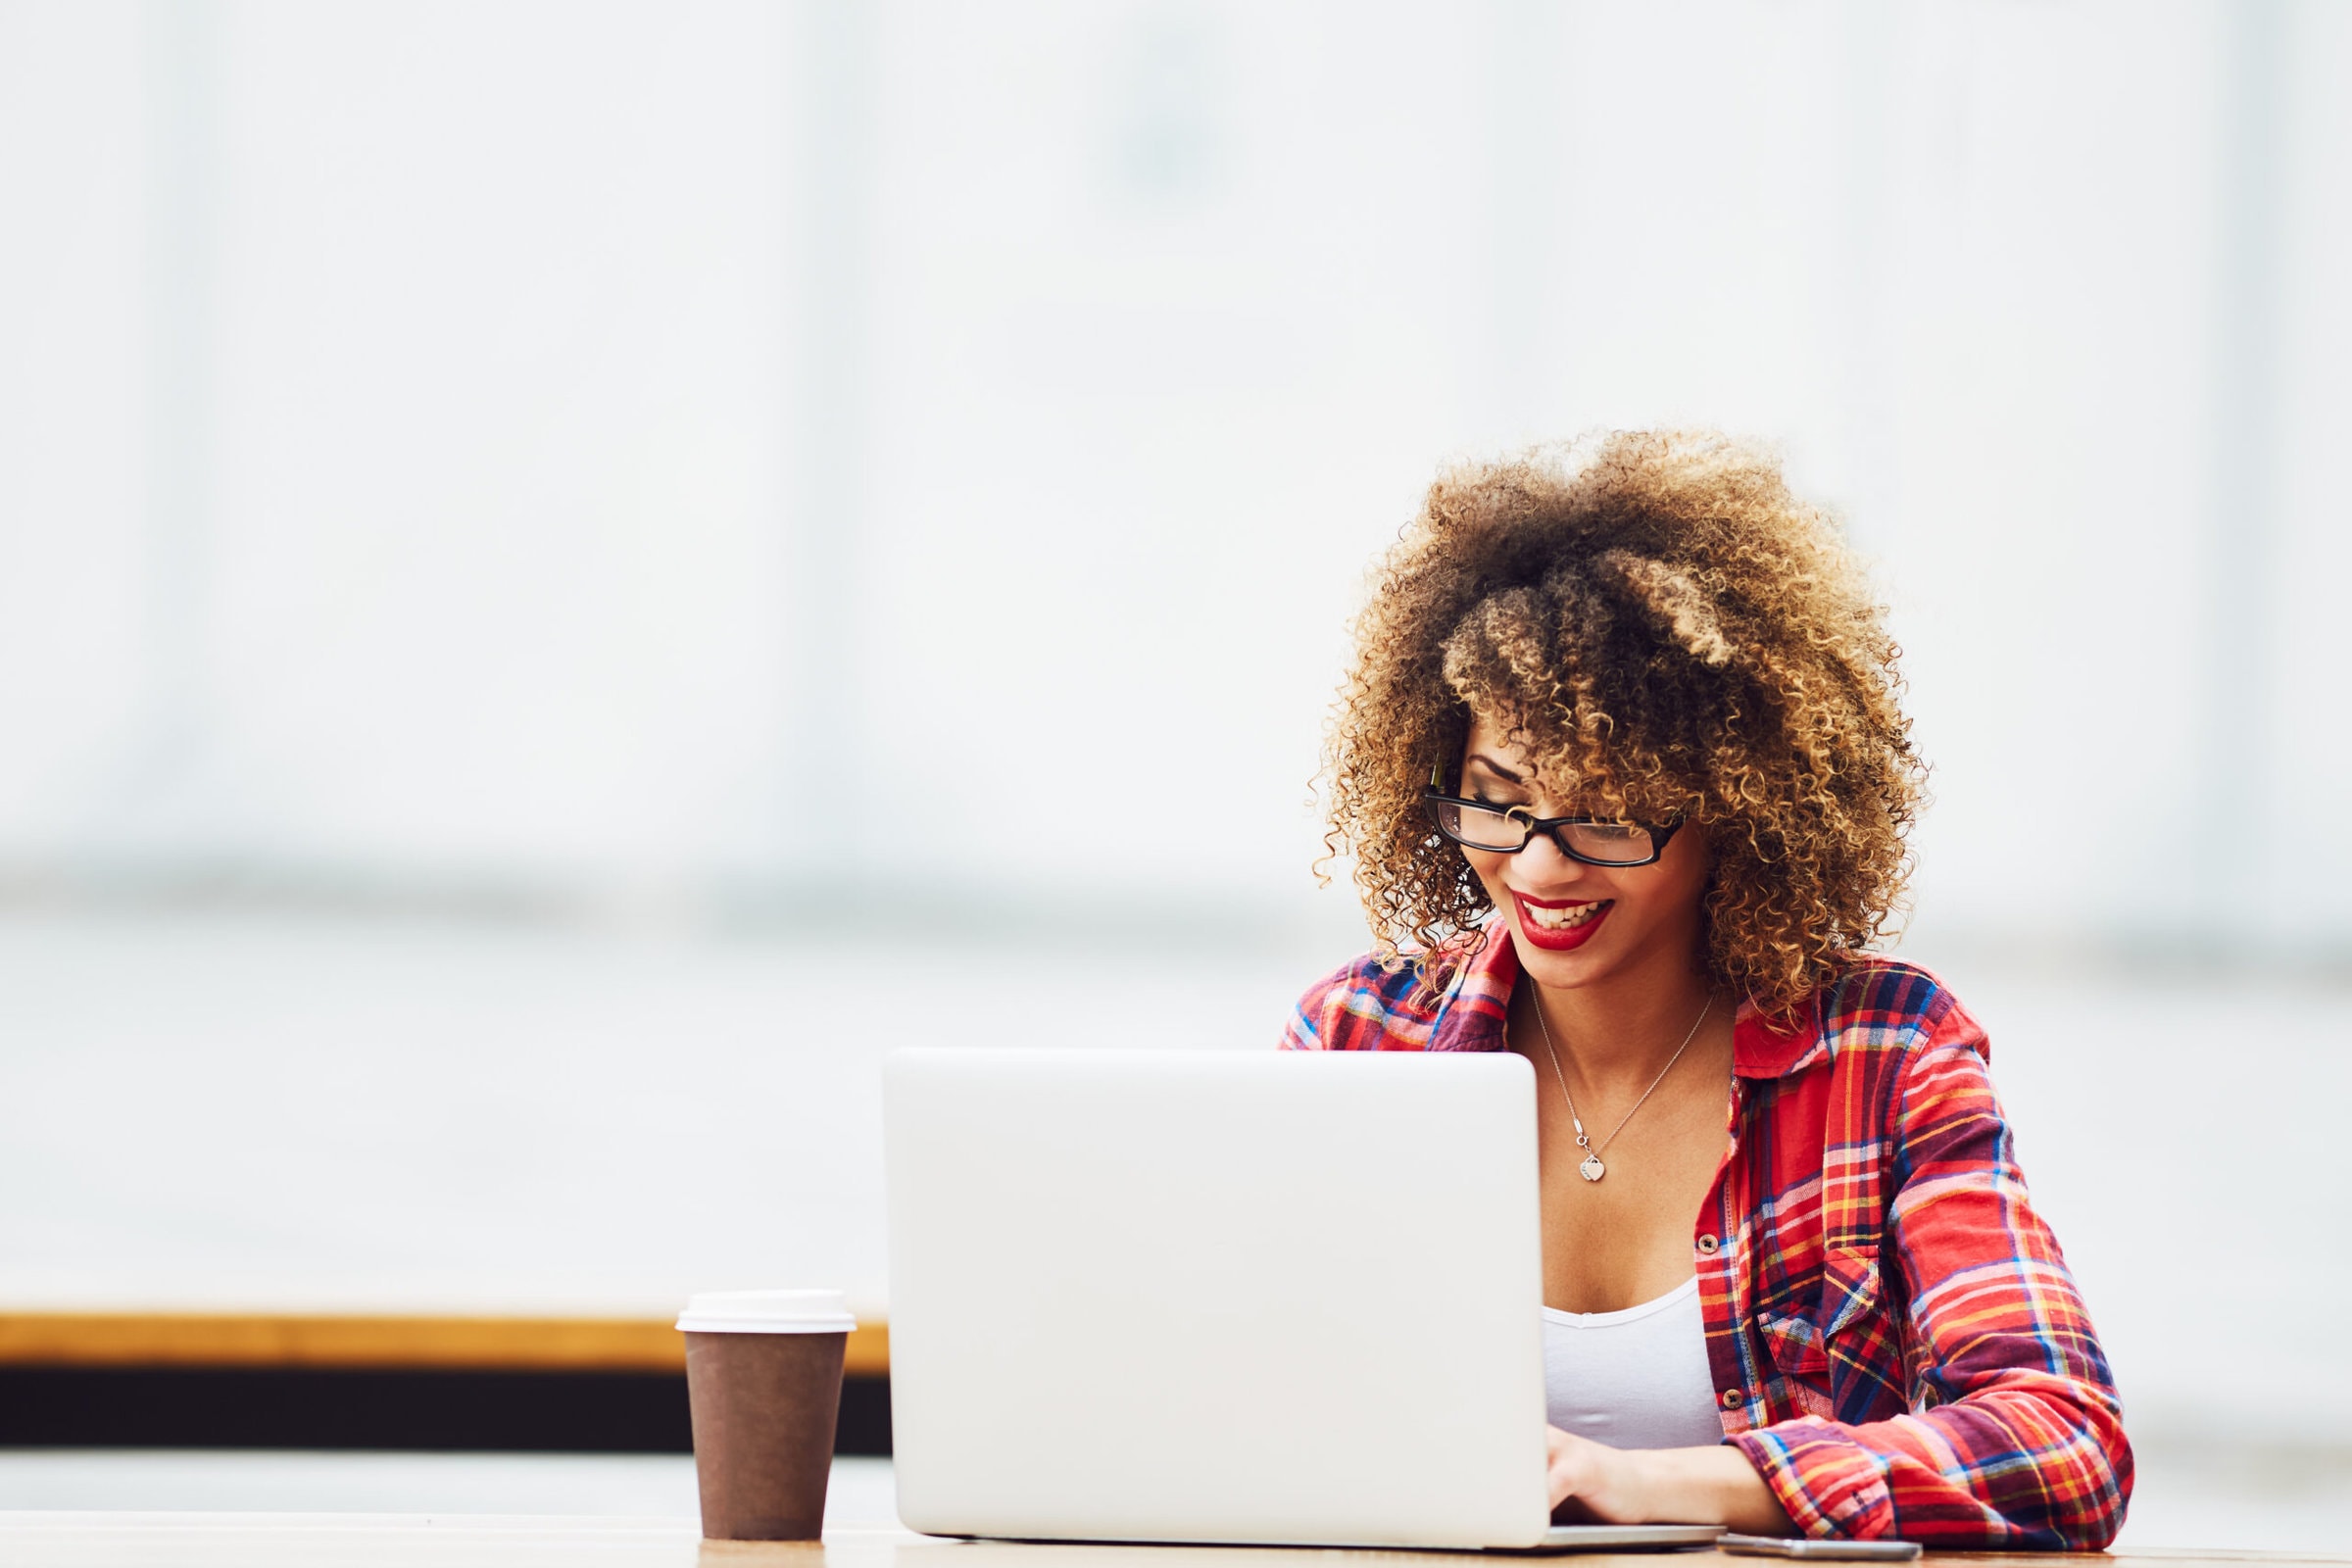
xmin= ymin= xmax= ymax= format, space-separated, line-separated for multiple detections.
xmin=1280 ymin=927 xmax=2132 ymax=1548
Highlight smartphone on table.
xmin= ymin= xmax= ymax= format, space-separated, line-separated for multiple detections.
xmin=1716 ymin=1535 xmax=1922 ymax=1560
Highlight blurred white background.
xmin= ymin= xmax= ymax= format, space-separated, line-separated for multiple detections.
xmin=0 ymin=0 xmax=2346 ymax=1546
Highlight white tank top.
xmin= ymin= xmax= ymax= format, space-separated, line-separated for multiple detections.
xmin=1542 ymin=1275 xmax=1728 ymax=1449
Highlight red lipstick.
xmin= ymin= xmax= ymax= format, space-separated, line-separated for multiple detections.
xmin=1510 ymin=890 xmax=1614 ymax=953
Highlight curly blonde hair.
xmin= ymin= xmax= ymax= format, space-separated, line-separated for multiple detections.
xmin=1322 ymin=430 xmax=1924 ymax=1014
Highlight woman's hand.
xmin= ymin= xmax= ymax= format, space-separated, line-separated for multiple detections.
xmin=1545 ymin=1427 xmax=1795 ymax=1535
xmin=1544 ymin=1427 xmax=1650 ymax=1522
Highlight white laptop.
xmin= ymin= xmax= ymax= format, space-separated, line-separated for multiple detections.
xmin=882 ymin=1047 xmax=1724 ymax=1553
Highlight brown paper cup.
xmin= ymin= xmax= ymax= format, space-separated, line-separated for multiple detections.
xmin=679 ymin=1290 xmax=854 ymax=1543
xmin=685 ymin=1329 xmax=846 ymax=1541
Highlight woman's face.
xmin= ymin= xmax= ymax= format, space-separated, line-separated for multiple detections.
xmin=1452 ymin=713 xmax=1713 ymax=993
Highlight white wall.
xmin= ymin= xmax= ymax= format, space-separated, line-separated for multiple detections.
xmin=1 ymin=0 xmax=2345 ymax=943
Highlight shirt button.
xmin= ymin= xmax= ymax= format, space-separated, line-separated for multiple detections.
xmin=1720 ymin=1388 xmax=1743 ymax=1409
xmin=1696 ymin=1234 xmax=1719 ymax=1255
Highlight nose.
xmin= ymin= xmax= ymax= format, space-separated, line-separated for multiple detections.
xmin=1517 ymin=826 xmax=1593 ymax=883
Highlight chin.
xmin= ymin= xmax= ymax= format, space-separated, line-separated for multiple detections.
xmin=1509 ymin=925 xmax=1619 ymax=985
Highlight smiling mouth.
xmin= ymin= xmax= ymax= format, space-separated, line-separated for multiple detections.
xmin=1517 ymin=897 xmax=1611 ymax=931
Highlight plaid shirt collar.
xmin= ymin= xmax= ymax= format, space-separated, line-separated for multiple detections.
xmin=1427 ymin=919 xmax=1826 ymax=1078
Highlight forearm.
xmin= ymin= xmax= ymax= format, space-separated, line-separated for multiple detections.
xmin=1624 ymin=1445 xmax=1793 ymax=1534
xmin=1546 ymin=1428 xmax=1794 ymax=1534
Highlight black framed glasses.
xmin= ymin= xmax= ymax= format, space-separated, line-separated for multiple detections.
xmin=1422 ymin=789 xmax=1682 ymax=867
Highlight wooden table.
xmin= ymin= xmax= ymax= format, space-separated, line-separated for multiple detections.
xmin=0 ymin=1519 xmax=2339 ymax=1568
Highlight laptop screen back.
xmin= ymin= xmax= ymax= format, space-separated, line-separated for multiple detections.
xmin=884 ymin=1047 xmax=1551 ymax=1548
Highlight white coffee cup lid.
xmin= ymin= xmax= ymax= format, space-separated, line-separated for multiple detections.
xmin=675 ymin=1288 xmax=857 ymax=1334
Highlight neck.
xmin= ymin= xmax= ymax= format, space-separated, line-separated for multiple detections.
xmin=1523 ymin=944 xmax=1719 ymax=1089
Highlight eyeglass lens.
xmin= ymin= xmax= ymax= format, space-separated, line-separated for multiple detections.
xmin=1429 ymin=800 xmax=1657 ymax=865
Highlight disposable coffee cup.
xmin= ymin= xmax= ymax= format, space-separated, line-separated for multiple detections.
xmin=678 ymin=1288 xmax=857 ymax=1542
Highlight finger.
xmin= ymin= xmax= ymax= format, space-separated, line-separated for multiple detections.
xmin=1545 ymin=1431 xmax=1595 ymax=1509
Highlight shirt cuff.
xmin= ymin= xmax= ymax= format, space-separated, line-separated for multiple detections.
xmin=1732 ymin=1419 xmax=1897 ymax=1540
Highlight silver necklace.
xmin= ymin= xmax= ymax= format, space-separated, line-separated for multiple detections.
xmin=1531 ymin=993 xmax=1712 ymax=1183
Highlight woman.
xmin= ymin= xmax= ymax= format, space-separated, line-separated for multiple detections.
xmin=1282 ymin=432 xmax=2130 ymax=1547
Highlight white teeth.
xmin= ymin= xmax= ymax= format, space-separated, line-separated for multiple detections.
xmin=1524 ymin=900 xmax=1605 ymax=930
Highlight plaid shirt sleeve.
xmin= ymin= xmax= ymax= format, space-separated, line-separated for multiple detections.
xmin=1730 ymin=1024 xmax=2132 ymax=1547
xmin=1279 ymin=951 xmax=1452 ymax=1052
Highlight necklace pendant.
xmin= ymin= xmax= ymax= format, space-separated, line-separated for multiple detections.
xmin=1579 ymin=1153 xmax=1605 ymax=1182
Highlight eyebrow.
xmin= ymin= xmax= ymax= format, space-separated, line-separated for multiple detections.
xmin=1461 ymin=753 xmax=1525 ymax=784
